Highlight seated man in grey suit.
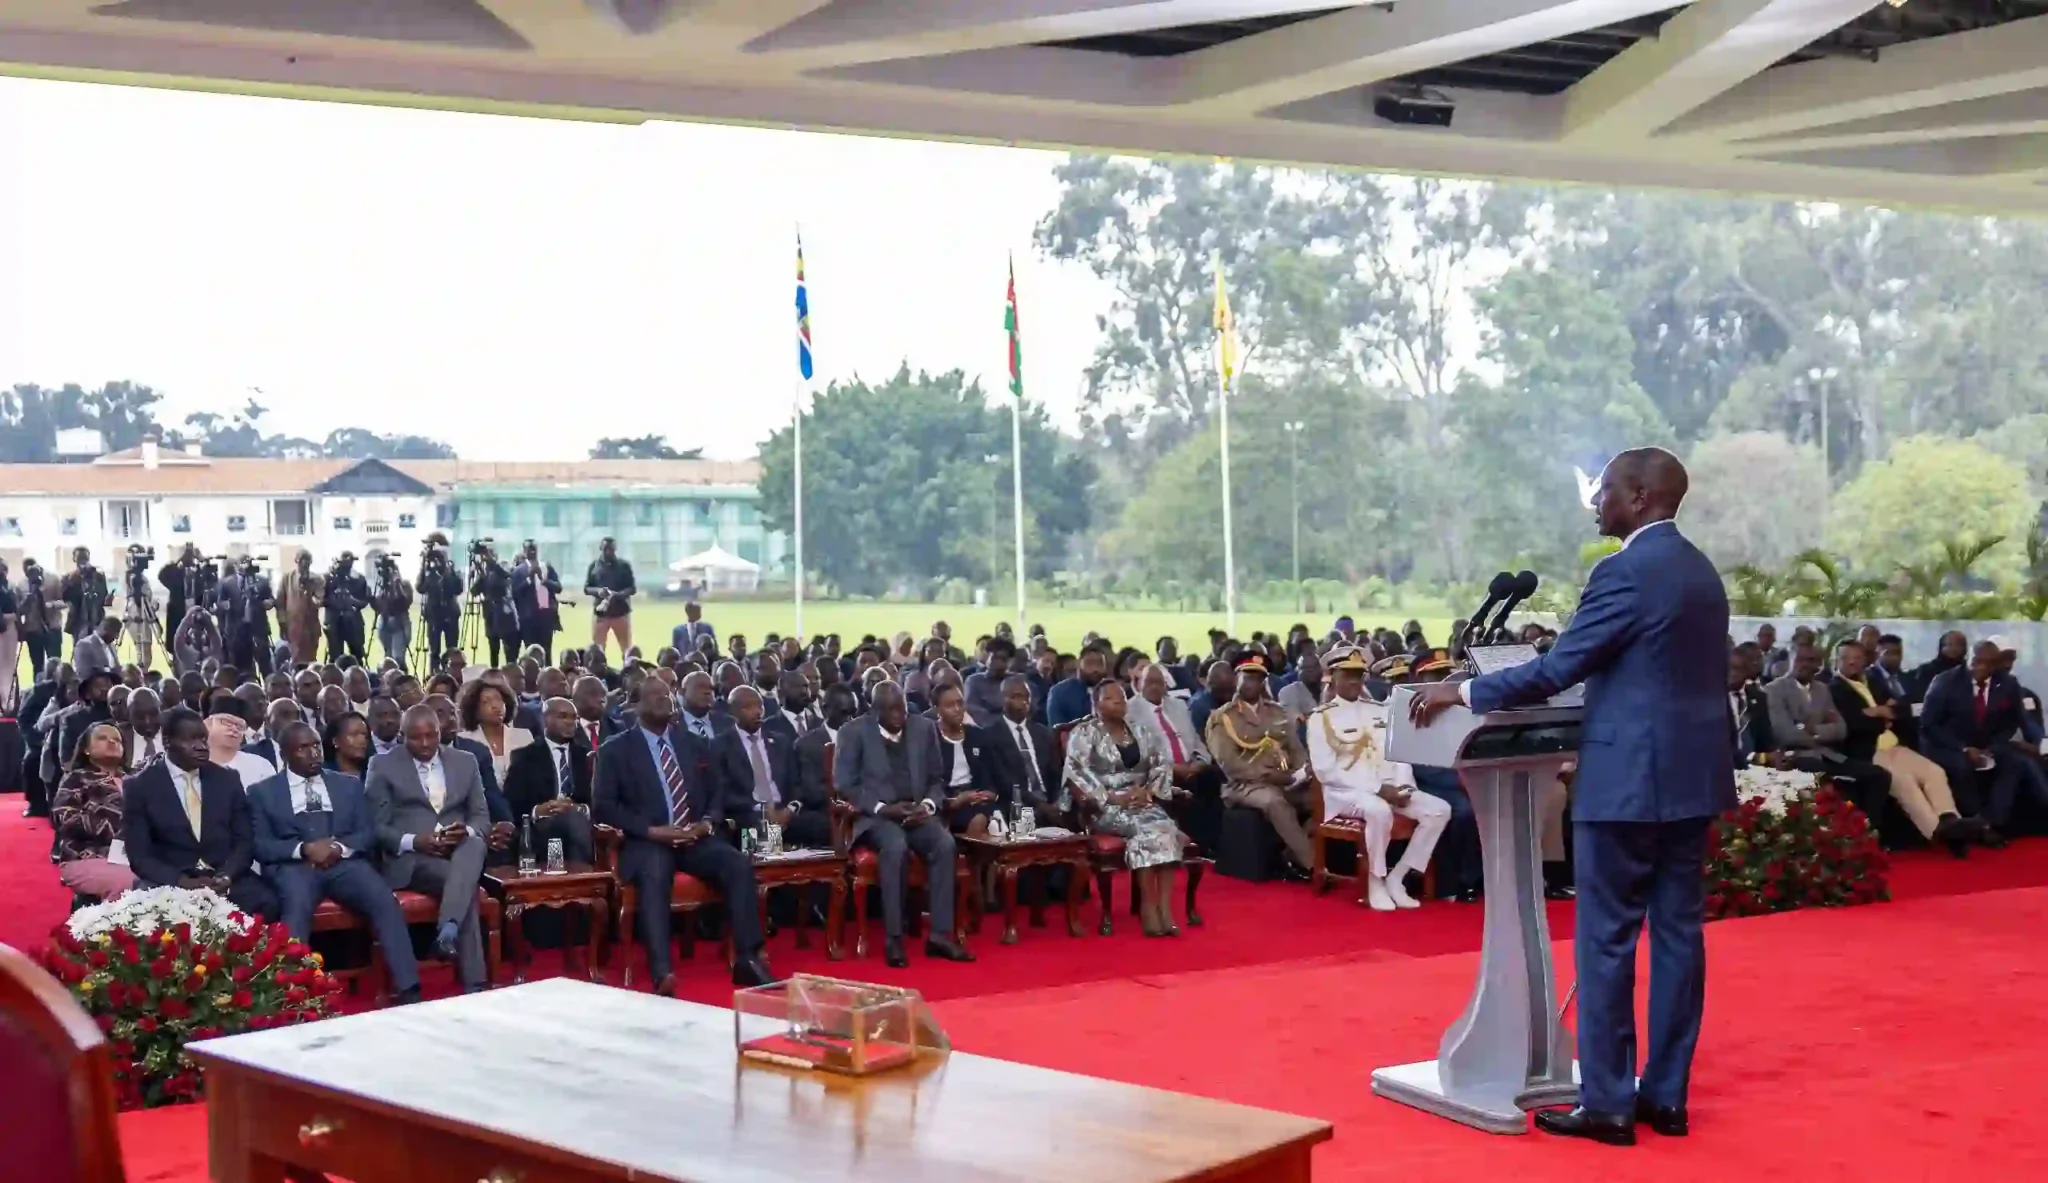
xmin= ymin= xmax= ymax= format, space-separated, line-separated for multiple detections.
xmin=364 ymin=703 xmax=490 ymax=992
xmin=833 ymin=682 xmax=976 ymax=969
xmin=250 ymin=721 xmax=422 ymax=1004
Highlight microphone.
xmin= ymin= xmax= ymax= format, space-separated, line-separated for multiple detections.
xmin=1463 ymin=572 xmax=1516 ymax=647
xmin=1483 ymin=571 xmax=1540 ymax=642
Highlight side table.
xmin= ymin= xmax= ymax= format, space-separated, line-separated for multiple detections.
xmin=751 ymin=849 xmax=848 ymax=961
xmin=483 ymin=864 xmax=616 ymax=986
xmin=959 ymin=833 xmax=1090 ymax=944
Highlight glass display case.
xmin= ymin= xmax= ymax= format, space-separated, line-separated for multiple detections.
xmin=734 ymin=974 xmax=949 ymax=1076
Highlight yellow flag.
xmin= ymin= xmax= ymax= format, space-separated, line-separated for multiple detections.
xmin=1211 ymin=248 xmax=1237 ymax=392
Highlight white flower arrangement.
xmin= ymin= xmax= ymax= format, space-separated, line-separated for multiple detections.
xmin=67 ymin=885 xmax=251 ymax=943
xmin=1732 ymin=765 xmax=1818 ymax=816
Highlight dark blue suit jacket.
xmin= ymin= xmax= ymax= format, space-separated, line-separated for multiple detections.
xmin=122 ymin=760 xmax=255 ymax=886
xmin=447 ymin=734 xmax=514 ymax=825
xmin=593 ymin=724 xmax=725 ymax=841
xmin=1919 ymin=668 xmax=2043 ymax=756
xmin=710 ymin=725 xmax=799 ymax=824
xmin=1466 ymin=520 xmax=1734 ymax=823
xmin=246 ymin=768 xmax=376 ymax=869
xmin=1046 ymin=677 xmax=1093 ymax=730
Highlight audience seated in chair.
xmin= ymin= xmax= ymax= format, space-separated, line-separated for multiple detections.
xmin=363 ymin=704 xmax=493 ymax=993
xmin=51 ymin=722 xmax=137 ymax=902
xmin=1063 ymin=681 xmax=1189 ymax=936
xmin=121 ymin=706 xmax=278 ymax=920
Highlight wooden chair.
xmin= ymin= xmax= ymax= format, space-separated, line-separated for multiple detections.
xmin=0 ymin=942 xmax=127 ymax=1183
xmin=1308 ymin=780 xmax=1437 ymax=905
xmin=594 ymin=824 xmax=725 ymax=986
xmin=310 ymin=888 xmax=503 ymax=996
xmin=823 ymin=741 xmax=974 ymax=958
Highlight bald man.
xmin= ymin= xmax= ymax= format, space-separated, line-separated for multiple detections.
xmin=1410 ymin=446 xmax=1733 ymax=1145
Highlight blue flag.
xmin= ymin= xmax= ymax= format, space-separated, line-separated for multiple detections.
xmin=796 ymin=235 xmax=813 ymax=381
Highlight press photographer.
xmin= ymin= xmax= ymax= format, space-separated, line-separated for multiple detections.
xmin=157 ymin=543 xmax=220 ymax=648
xmin=418 ymin=533 xmax=464 ymax=670
xmin=468 ymin=539 xmax=520 ymax=668
xmin=218 ymin=554 xmax=277 ymax=674
xmin=324 ymin=550 xmax=372 ymax=663
xmin=60 ymin=546 xmax=110 ymax=643
xmin=17 ymin=557 xmax=65 ymax=672
xmin=582 ymin=536 xmax=636 ymax=659
xmin=371 ymin=551 xmax=415 ymax=672
xmin=510 ymin=539 xmax=563 ymax=663
xmin=121 ymin=544 xmax=162 ymax=670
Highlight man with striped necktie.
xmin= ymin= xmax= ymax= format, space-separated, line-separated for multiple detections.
xmin=594 ymin=678 xmax=775 ymax=995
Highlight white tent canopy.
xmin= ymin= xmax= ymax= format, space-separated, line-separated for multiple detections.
xmin=669 ymin=544 xmax=760 ymax=594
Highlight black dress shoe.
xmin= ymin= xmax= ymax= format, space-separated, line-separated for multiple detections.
xmin=731 ymin=955 xmax=778 ymax=989
xmin=884 ymin=937 xmax=909 ymax=968
xmin=1543 ymin=884 xmax=1577 ymax=901
xmin=392 ymin=986 xmax=423 ymax=1006
xmin=1979 ymin=824 xmax=2010 ymax=849
xmin=1453 ymin=888 xmax=1483 ymax=904
xmin=1634 ymin=1099 xmax=1688 ymax=1136
xmin=1278 ymin=861 xmax=1314 ymax=884
xmin=1533 ymin=1106 xmax=1636 ymax=1146
xmin=925 ymin=937 xmax=976 ymax=963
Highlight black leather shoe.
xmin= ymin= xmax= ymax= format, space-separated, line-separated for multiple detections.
xmin=884 ymin=937 xmax=908 ymax=968
xmin=925 ymin=937 xmax=976 ymax=963
xmin=1543 ymin=884 xmax=1577 ymax=901
xmin=1979 ymin=824 xmax=2010 ymax=849
xmin=1634 ymin=1099 xmax=1688 ymax=1137
xmin=731 ymin=955 xmax=778 ymax=989
xmin=1279 ymin=861 xmax=1314 ymax=884
xmin=1454 ymin=888 xmax=1483 ymax=904
xmin=392 ymin=986 xmax=423 ymax=1006
xmin=1533 ymin=1107 xmax=1636 ymax=1146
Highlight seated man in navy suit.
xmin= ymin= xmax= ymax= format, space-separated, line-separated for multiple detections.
xmin=1920 ymin=638 xmax=2047 ymax=845
xmin=594 ymin=678 xmax=775 ymax=995
xmin=250 ymin=721 xmax=421 ymax=1004
xmin=122 ymin=706 xmax=279 ymax=920
xmin=1409 ymin=447 xmax=1733 ymax=1146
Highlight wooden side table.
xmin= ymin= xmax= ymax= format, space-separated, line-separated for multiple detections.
xmin=483 ymin=864 xmax=615 ymax=986
xmin=958 ymin=833 xmax=1090 ymax=945
xmin=750 ymin=849 xmax=848 ymax=961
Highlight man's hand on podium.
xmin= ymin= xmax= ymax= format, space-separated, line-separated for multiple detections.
xmin=1407 ymin=682 xmax=1464 ymax=727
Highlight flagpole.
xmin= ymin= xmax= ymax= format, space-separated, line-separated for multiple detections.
xmin=1010 ymin=395 xmax=1027 ymax=632
xmin=793 ymin=370 xmax=805 ymax=642
xmin=1220 ymin=372 xmax=1237 ymax=636
xmin=793 ymin=228 xmax=811 ymax=642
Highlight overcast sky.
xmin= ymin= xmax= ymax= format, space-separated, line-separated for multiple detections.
xmin=0 ymin=77 xmax=1114 ymax=460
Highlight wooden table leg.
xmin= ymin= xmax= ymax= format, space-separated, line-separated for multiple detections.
xmin=791 ymin=882 xmax=813 ymax=949
xmin=999 ymin=866 xmax=1021 ymax=945
xmin=1065 ymin=857 xmax=1087 ymax=938
xmin=506 ymin=902 xmax=529 ymax=986
xmin=826 ymin=877 xmax=847 ymax=961
xmin=585 ymin=898 xmax=607 ymax=983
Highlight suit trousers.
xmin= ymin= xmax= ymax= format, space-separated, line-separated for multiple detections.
xmin=859 ymin=817 xmax=958 ymax=940
xmin=325 ymin=614 xmax=367 ymax=664
xmin=426 ymin=614 xmax=460 ymax=670
xmin=783 ymin=809 xmax=834 ymax=851
xmin=1925 ymin=750 xmax=2033 ymax=827
xmin=530 ymin=808 xmax=595 ymax=865
xmin=1221 ymin=780 xmax=1315 ymax=869
xmin=1572 ymin=817 xmax=1711 ymax=1116
xmin=1414 ymin=767 xmax=1479 ymax=898
xmin=1873 ymin=746 xmax=1957 ymax=838
xmin=618 ymin=835 xmax=763 ymax=981
xmin=273 ymin=858 xmax=422 ymax=993
xmin=403 ymin=836 xmax=487 ymax=987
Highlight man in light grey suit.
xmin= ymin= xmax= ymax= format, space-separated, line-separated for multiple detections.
xmin=832 ymin=683 xmax=976 ymax=968
xmin=364 ymin=703 xmax=490 ymax=990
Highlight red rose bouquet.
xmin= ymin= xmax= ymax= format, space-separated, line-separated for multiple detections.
xmin=41 ymin=887 xmax=341 ymax=1109
xmin=1706 ymin=776 xmax=1889 ymax=921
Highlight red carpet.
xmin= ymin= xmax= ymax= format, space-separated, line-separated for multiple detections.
xmin=2 ymin=803 xmax=2045 ymax=1181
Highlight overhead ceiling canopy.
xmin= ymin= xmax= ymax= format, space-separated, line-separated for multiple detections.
xmin=5 ymin=0 xmax=2047 ymax=213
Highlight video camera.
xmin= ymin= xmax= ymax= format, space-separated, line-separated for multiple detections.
xmin=126 ymin=543 xmax=156 ymax=572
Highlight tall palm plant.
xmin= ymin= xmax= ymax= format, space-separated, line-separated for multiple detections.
xmin=1723 ymin=564 xmax=1788 ymax=618
xmin=1788 ymin=549 xmax=1886 ymax=624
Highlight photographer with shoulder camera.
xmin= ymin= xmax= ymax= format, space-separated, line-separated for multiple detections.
xmin=583 ymin=537 xmax=636 ymax=661
xmin=468 ymin=540 xmax=520 ymax=668
xmin=158 ymin=543 xmax=218 ymax=650
xmin=61 ymin=547 xmax=110 ymax=644
xmin=218 ymin=555 xmax=278 ymax=676
xmin=417 ymin=534 xmax=464 ymax=671
xmin=510 ymin=539 xmax=562 ymax=664
xmin=324 ymin=551 xmax=372 ymax=664
xmin=370 ymin=552 xmax=415 ymax=672
xmin=279 ymin=551 xmax=324 ymax=665
xmin=121 ymin=544 xmax=162 ymax=671
xmin=16 ymin=558 xmax=66 ymax=675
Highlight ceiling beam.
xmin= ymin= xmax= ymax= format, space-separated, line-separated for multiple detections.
xmin=1761 ymin=132 xmax=2048 ymax=177
xmin=1163 ymin=0 xmax=1677 ymax=113
xmin=746 ymin=0 xmax=1309 ymax=61
xmin=1663 ymin=14 xmax=2048 ymax=142
xmin=1560 ymin=0 xmax=1875 ymax=143
xmin=1734 ymin=88 xmax=2048 ymax=152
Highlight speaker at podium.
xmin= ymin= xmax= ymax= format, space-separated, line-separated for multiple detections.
xmin=1371 ymin=654 xmax=1583 ymax=1134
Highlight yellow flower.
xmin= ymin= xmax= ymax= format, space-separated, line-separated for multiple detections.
xmin=193 ymin=964 xmax=209 ymax=978
xmin=78 ymin=978 xmax=94 ymax=992
xmin=160 ymin=931 xmax=176 ymax=945
xmin=213 ymin=994 xmax=233 ymax=1008
xmin=95 ymin=934 xmax=112 ymax=947
xmin=311 ymin=953 xmax=324 ymax=968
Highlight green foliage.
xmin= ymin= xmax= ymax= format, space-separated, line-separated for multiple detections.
xmin=1786 ymin=549 xmax=1887 ymax=623
xmin=0 ymin=381 xmax=455 ymax=460
xmin=1681 ymin=432 xmax=1827 ymax=571
xmin=1724 ymin=565 xmax=1791 ymax=617
xmin=589 ymin=435 xmax=703 ymax=460
xmin=755 ymin=364 xmax=1093 ymax=597
xmin=1826 ymin=437 xmax=2035 ymax=583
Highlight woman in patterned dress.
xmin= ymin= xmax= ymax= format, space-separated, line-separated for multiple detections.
xmin=53 ymin=721 xmax=136 ymax=900
xmin=1063 ymin=680 xmax=1187 ymax=936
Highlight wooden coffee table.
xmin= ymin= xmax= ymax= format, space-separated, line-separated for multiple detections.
xmin=750 ymin=848 xmax=848 ymax=961
xmin=190 ymin=981 xmax=1331 ymax=1183
xmin=959 ymin=833 xmax=1090 ymax=944
xmin=483 ymin=863 xmax=615 ymax=986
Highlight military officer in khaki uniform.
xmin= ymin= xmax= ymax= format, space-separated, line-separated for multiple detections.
xmin=1205 ymin=654 xmax=1314 ymax=878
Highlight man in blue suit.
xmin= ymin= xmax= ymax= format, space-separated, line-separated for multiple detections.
xmin=249 ymin=721 xmax=422 ymax=1003
xmin=1919 ymin=638 xmax=2046 ymax=843
xmin=1410 ymin=447 xmax=1733 ymax=1146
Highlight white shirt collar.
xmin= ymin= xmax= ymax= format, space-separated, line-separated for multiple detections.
xmin=1621 ymin=519 xmax=1676 ymax=550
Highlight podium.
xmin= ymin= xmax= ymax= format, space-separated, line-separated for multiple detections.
xmin=1373 ymin=687 xmax=1582 ymax=1133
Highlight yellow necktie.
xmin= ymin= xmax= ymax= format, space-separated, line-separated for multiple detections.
xmin=182 ymin=771 xmax=204 ymax=835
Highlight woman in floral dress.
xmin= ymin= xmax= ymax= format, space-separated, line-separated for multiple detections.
xmin=53 ymin=721 xmax=136 ymax=901
xmin=1063 ymin=680 xmax=1187 ymax=936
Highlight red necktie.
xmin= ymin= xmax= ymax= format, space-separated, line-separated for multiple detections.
xmin=1975 ymin=681 xmax=1990 ymax=727
xmin=1159 ymin=709 xmax=1186 ymax=763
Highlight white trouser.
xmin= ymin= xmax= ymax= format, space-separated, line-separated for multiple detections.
xmin=1342 ymin=789 xmax=1452 ymax=878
